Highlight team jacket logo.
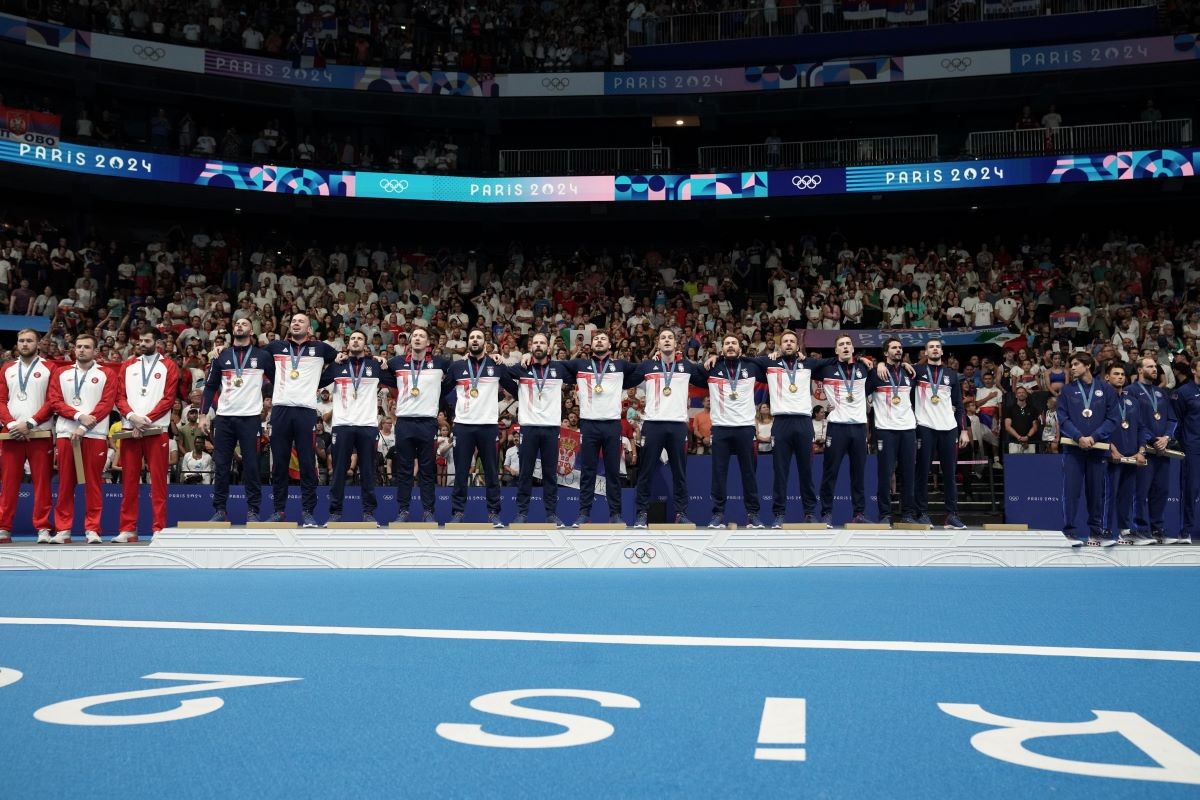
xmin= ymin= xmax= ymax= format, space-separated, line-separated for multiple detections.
xmin=1095 ymin=390 xmax=1103 ymax=397
xmin=487 ymin=367 xmax=494 ymax=376
xmin=308 ymin=348 xmax=315 ymax=356
xmin=251 ymin=359 xmax=258 ymax=367
xmin=550 ymin=369 xmax=557 ymax=377
xmin=154 ymin=373 xmax=162 ymax=379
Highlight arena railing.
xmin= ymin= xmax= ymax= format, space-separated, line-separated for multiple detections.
xmin=498 ymin=147 xmax=673 ymax=175
xmin=966 ymin=118 xmax=1193 ymax=158
xmin=697 ymin=134 xmax=939 ymax=171
xmin=628 ymin=0 xmax=1155 ymax=46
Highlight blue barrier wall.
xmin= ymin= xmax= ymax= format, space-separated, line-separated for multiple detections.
xmin=629 ymin=7 xmax=1156 ymax=68
xmin=8 ymin=455 xmax=893 ymax=533
xmin=1002 ymin=454 xmax=1183 ymax=532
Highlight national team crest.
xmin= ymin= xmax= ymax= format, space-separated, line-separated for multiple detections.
xmin=1095 ymin=390 xmax=1103 ymax=397
xmin=308 ymin=347 xmax=315 ymax=356
xmin=487 ymin=367 xmax=494 ymax=376
xmin=251 ymin=359 xmax=258 ymax=367
xmin=550 ymin=369 xmax=556 ymax=378
xmin=154 ymin=373 xmax=161 ymax=379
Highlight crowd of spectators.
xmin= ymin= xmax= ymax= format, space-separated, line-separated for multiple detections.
xmin=8 ymin=0 xmax=1180 ymax=75
xmin=1 ymin=210 xmax=1197 ymax=490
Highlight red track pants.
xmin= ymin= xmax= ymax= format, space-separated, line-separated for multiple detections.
xmin=54 ymin=437 xmax=107 ymax=533
xmin=119 ymin=433 xmax=170 ymax=533
xmin=0 ymin=436 xmax=55 ymax=532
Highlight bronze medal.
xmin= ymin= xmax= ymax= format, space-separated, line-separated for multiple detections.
xmin=729 ymin=391 xmax=738 ymax=400
xmin=1154 ymin=412 xmax=1162 ymax=421
xmin=845 ymin=393 xmax=854 ymax=403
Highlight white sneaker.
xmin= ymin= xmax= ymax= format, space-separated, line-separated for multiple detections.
xmin=85 ymin=531 xmax=103 ymax=544
xmin=36 ymin=530 xmax=51 ymax=544
xmin=1162 ymin=536 xmax=1181 ymax=545
xmin=1100 ymin=537 xmax=1117 ymax=548
xmin=111 ymin=531 xmax=139 ymax=544
xmin=0 ymin=530 xmax=10 ymax=544
xmin=49 ymin=531 xmax=72 ymax=544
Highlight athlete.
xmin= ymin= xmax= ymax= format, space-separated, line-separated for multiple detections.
xmin=508 ymin=332 xmax=576 ymax=526
xmin=1056 ymin=351 xmax=1120 ymax=546
xmin=388 ymin=327 xmax=451 ymax=523
xmin=446 ymin=329 xmax=518 ymax=526
xmin=565 ymin=332 xmax=638 ymax=526
xmin=630 ymin=328 xmax=708 ymax=528
xmin=200 ymin=317 xmax=275 ymax=523
xmin=1101 ymin=361 xmax=1146 ymax=545
xmin=867 ymin=337 xmax=917 ymax=525
xmin=1130 ymin=356 xmax=1176 ymax=543
xmin=814 ymin=335 xmax=872 ymax=526
xmin=912 ymin=338 xmax=970 ymax=530
xmin=114 ymin=330 xmax=181 ymax=542
xmin=702 ymin=334 xmax=766 ymax=529
xmin=322 ymin=331 xmax=396 ymax=524
xmin=0 ymin=328 xmax=56 ymax=543
xmin=1172 ymin=359 xmax=1200 ymax=545
xmin=48 ymin=334 xmax=116 ymax=543
xmin=265 ymin=313 xmax=340 ymax=527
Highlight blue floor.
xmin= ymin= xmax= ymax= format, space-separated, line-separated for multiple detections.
xmin=1 ymin=568 xmax=1198 ymax=798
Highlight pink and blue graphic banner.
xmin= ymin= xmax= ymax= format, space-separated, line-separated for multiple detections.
xmin=1 ymin=140 xmax=1196 ymax=204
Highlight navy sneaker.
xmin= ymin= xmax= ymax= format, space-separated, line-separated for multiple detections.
xmin=549 ymin=515 xmax=566 ymax=529
xmin=899 ymin=515 xmax=916 ymax=524
xmin=770 ymin=522 xmax=784 ymax=530
xmin=633 ymin=513 xmax=648 ymax=529
xmin=422 ymin=510 xmax=436 ymax=523
xmin=489 ymin=513 xmax=506 ymax=529
xmin=511 ymin=513 xmax=527 ymax=525
xmin=394 ymin=510 xmax=410 ymax=524
xmin=327 ymin=513 xmax=342 ymax=524
xmin=675 ymin=513 xmax=694 ymax=526
xmin=569 ymin=516 xmax=584 ymax=528
xmin=268 ymin=511 xmax=286 ymax=523
xmin=301 ymin=512 xmax=320 ymax=528
xmin=745 ymin=514 xmax=765 ymax=529
xmin=246 ymin=509 xmax=260 ymax=524
xmin=706 ymin=514 xmax=725 ymax=529
xmin=849 ymin=513 xmax=868 ymax=525
xmin=362 ymin=512 xmax=378 ymax=526
xmin=820 ymin=513 xmax=833 ymax=528
xmin=208 ymin=509 xmax=228 ymax=523
xmin=915 ymin=514 xmax=932 ymax=526
xmin=944 ymin=515 xmax=967 ymax=530
xmin=878 ymin=516 xmax=892 ymax=527
xmin=449 ymin=512 xmax=464 ymax=524
xmin=803 ymin=513 xmax=817 ymax=524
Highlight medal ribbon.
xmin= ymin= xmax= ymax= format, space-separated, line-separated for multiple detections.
xmin=1117 ymin=393 xmax=1127 ymax=425
xmin=73 ymin=364 xmax=92 ymax=400
xmin=232 ymin=346 xmax=250 ymax=382
xmin=16 ymin=357 xmax=39 ymax=397
xmin=1076 ymin=379 xmax=1094 ymax=417
xmin=140 ymin=354 xmax=160 ymax=393
xmin=726 ymin=358 xmax=741 ymax=396
xmin=410 ymin=354 xmax=423 ymax=394
xmin=466 ymin=356 xmax=484 ymax=395
xmin=658 ymin=357 xmax=675 ymax=394
xmin=593 ymin=356 xmax=609 ymax=391
xmin=533 ymin=362 xmax=549 ymax=397
xmin=930 ymin=365 xmax=942 ymax=401
xmin=836 ymin=360 xmax=853 ymax=399
xmin=349 ymin=357 xmax=366 ymax=396
xmin=887 ymin=363 xmax=902 ymax=403
xmin=783 ymin=355 xmax=799 ymax=388
xmin=288 ymin=340 xmax=303 ymax=374
xmin=1137 ymin=382 xmax=1158 ymax=417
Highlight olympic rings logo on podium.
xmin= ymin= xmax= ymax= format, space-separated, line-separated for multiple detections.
xmin=623 ymin=545 xmax=657 ymax=564
xmin=791 ymin=174 xmax=822 ymax=190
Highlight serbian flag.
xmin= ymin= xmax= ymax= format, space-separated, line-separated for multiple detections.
xmin=1051 ymin=311 xmax=1081 ymax=330
xmin=886 ymin=0 xmax=928 ymax=22
xmin=843 ymin=0 xmax=886 ymax=19
xmin=288 ymin=447 xmax=301 ymax=480
xmin=558 ymin=426 xmax=581 ymax=476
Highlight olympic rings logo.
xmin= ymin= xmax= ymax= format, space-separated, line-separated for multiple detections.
xmin=378 ymin=178 xmax=410 ymax=193
xmin=791 ymin=174 xmax=822 ymax=190
xmin=940 ymin=57 xmax=972 ymax=71
xmin=623 ymin=545 xmax=657 ymax=564
xmin=541 ymin=77 xmax=571 ymax=91
xmin=132 ymin=45 xmax=167 ymax=61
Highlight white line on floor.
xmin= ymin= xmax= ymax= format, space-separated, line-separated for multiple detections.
xmin=0 ymin=616 xmax=1196 ymax=663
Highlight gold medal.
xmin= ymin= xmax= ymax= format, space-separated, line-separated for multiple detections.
xmin=930 ymin=395 xmax=941 ymax=405
xmin=593 ymin=385 xmax=604 ymax=394
xmin=352 ymin=390 xmax=358 ymax=400
xmin=890 ymin=395 xmax=902 ymax=406
xmin=233 ymin=378 xmax=244 ymax=387
xmin=1120 ymin=421 xmax=1130 ymax=429
xmin=788 ymin=383 xmax=798 ymax=393
xmin=410 ymin=387 xmax=420 ymax=397
xmin=1081 ymin=409 xmax=1093 ymax=418
xmin=729 ymin=391 xmax=738 ymax=400
xmin=662 ymin=387 xmax=672 ymax=397
xmin=1154 ymin=412 xmax=1162 ymax=421
xmin=289 ymin=369 xmax=300 ymax=379
xmin=469 ymin=388 xmax=479 ymax=398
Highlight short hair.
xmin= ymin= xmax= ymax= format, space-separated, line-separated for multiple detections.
xmin=780 ymin=329 xmax=800 ymax=342
xmin=656 ymin=327 xmax=676 ymax=341
xmin=834 ymin=334 xmax=853 ymax=346
xmin=722 ymin=334 xmax=741 ymax=345
xmin=139 ymin=329 xmax=162 ymax=341
xmin=74 ymin=334 xmax=97 ymax=347
xmin=1104 ymin=360 xmax=1126 ymax=376
xmin=1069 ymin=350 xmax=1095 ymax=371
xmin=15 ymin=328 xmax=40 ymax=341
xmin=467 ymin=327 xmax=487 ymax=339
xmin=925 ymin=337 xmax=944 ymax=349
xmin=883 ymin=337 xmax=903 ymax=350
xmin=348 ymin=329 xmax=367 ymax=340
